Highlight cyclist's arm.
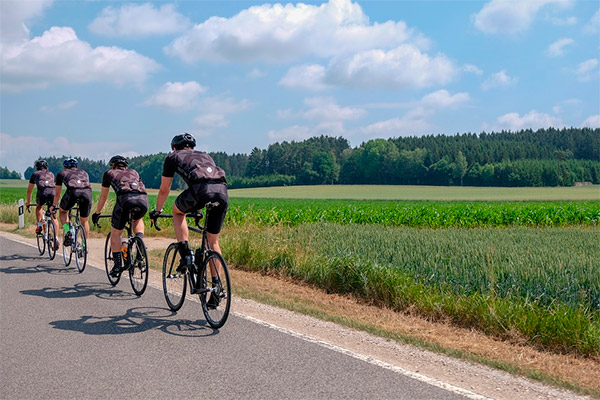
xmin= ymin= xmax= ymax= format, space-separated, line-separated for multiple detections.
xmin=53 ymin=185 xmax=62 ymax=208
xmin=95 ymin=186 xmax=110 ymax=214
xmin=155 ymin=176 xmax=173 ymax=212
xmin=26 ymin=183 xmax=34 ymax=205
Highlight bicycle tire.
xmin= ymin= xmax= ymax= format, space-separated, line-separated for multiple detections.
xmin=104 ymin=232 xmax=120 ymax=286
xmin=47 ymin=221 xmax=57 ymax=260
xmin=36 ymin=229 xmax=45 ymax=256
xmin=129 ymin=236 xmax=149 ymax=296
xmin=62 ymin=227 xmax=73 ymax=266
xmin=199 ymin=251 xmax=231 ymax=329
xmin=74 ymin=226 xmax=87 ymax=273
xmin=162 ymin=242 xmax=186 ymax=311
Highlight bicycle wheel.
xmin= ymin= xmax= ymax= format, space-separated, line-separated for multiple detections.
xmin=47 ymin=221 xmax=57 ymax=260
xmin=129 ymin=236 xmax=149 ymax=296
xmin=62 ymin=228 xmax=72 ymax=266
xmin=162 ymin=242 xmax=186 ymax=311
xmin=199 ymin=251 xmax=231 ymax=329
xmin=104 ymin=233 xmax=120 ymax=286
xmin=74 ymin=226 xmax=87 ymax=273
xmin=36 ymin=229 xmax=45 ymax=256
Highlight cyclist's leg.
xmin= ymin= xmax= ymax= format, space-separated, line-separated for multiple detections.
xmin=172 ymin=202 xmax=189 ymax=243
xmin=58 ymin=190 xmax=75 ymax=244
xmin=130 ymin=194 xmax=148 ymax=237
xmin=78 ymin=189 xmax=93 ymax=239
xmin=109 ymin=197 xmax=127 ymax=276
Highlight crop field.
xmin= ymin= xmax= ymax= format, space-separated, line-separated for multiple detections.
xmin=2 ymin=181 xmax=599 ymax=356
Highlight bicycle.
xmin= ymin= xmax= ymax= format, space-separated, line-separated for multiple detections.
xmin=27 ymin=204 xmax=58 ymax=260
xmin=152 ymin=202 xmax=231 ymax=329
xmin=93 ymin=209 xmax=149 ymax=296
xmin=62 ymin=206 xmax=87 ymax=273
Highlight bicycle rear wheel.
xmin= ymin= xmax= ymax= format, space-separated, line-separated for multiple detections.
xmin=47 ymin=221 xmax=57 ymax=260
xmin=36 ymin=229 xmax=46 ymax=256
xmin=104 ymin=233 xmax=120 ymax=286
xmin=74 ymin=226 xmax=87 ymax=273
xmin=62 ymin=228 xmax=72 ymax=266
xmin=129 ymin=236 xmax=149 ymax=296
xmin=199 ymin=251 xmax=231 ymax=329
xmin=162 ymin=243 xmax=186 ymax=311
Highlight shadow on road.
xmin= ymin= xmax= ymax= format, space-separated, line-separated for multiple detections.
xmin=49 ymin=306 xmax=216 ymax=337
xmin=1 ymin=263 xmax=77 ymax=276
xmin=20 ymin=282 xmax=139 ymax=301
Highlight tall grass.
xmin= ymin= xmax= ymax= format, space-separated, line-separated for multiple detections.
xmin=223 ymin=224 xmax=600 ymax=356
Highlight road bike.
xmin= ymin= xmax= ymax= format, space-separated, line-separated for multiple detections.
xmin=62 ymin=206 xmax=87 ymax=273
xmin=94 ymin=208 xmax=149 ymax=296
xmin=27 ymin=204 xmax=58 ymax=260
xmin=152 ymin=202 xmax=231 ymax=329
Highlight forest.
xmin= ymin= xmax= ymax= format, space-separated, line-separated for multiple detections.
xmin=23 ymin=128 xmax=600 ymax=189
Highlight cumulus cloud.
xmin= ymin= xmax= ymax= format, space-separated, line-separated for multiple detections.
xmin=40 ymin=100 xmax=77 ymax=113
xmin=582 ymin=115 xmax=600 ymax=128
xmin=462 ymin=64 xmax=484 ymax=75
xmin=420 ymin=90 xmax=470 ymax=109
xmin=583 ymin=10 xmax=600 ymax=35
xmin=89 ymin=3 xmax=191 ymax=37
xmin=279 ymin=64 xmax=330 ymax=91
xmin=0 ymin=0 xmax=53 ymax=43
xmin=546 ymin=38 xmax=574 ymax=57
xmin=267 ymin=125 xmax=314 ymax=141
xmin=193 ymin=96 xmax=252 ymax=131
xmin=165 ymin=0 xmax=418 ymax=63
xmin=301 ymin=97 xmax=366 ymax=121
xmin=358 ymin=108 xmax=432 ymax=138
xmin=488 ymin=110 xmax=564 ymax=131
xmin=575 ymin=58 xmax=599 ymax=82
xmin=473 ymin=0 xmax=572 ymax=35
xmin=144 ymin=81 xmax=207 ymax=111
xmin=481 ymin=69 xmax=517 ymax=90
xmin=0 ymin=26 xmax=160 ymax=92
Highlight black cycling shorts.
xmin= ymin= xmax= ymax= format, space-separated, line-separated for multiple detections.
xmin=36 ymin=188 xmax=55 ymax=207
xmin=59 ymin=188 xmax=93 ymax=218
xmin=175 ymin=182 xmax=228 ymax=234
xmin=112 ymin=193 xmax=148 ymax=230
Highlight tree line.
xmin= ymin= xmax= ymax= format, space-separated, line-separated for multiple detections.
xmin=22 ymin=128 xmax=600 ymax=188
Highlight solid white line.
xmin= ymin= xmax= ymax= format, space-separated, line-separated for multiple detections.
xmin=234 ymin=312 xmax=494 ymax=400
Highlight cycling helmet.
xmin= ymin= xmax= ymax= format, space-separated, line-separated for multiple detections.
xmin=63 ymin=158 xmax=78 ymax=168
xmin=35 ymin=160 xmax=48 ymax=170
xmin=109 ymin=154 xmax=128 ymax=167
xmin=171 ymin=132 xmax=196 ymax=150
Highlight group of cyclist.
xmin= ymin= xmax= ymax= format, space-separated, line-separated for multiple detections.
xmin=26 ymin=133 xmax=229 ymax=277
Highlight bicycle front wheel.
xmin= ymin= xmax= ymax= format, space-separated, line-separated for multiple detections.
xmin=74 ymin=226 xmax=87 ymax=273
xmin=199 ymin=251 xmax=231 ymax=329
xmin=36 ymin=229 xmax=45 ymax=256
xmin=47 ymin=221 xmax=57 ymax=260
xmin=162 ymin=243 xmax=186 ymax=311
xmin=104 ymin=233 xmax=120 ymax=286
xmin=129 ymin=236 xmax=149 ymax=296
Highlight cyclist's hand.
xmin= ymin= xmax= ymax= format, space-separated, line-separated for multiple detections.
xmin=92 ymin=213 xmax=100 ymax=226
xmin=149 ymin=209 xmax=161 ymax=222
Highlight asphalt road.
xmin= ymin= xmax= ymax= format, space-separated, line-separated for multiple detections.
xmin=1 ymin=236 xmax=473 ymax=400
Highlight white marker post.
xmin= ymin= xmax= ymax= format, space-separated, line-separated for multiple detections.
xmin=18 ymin=199 xmax=25 ymax=229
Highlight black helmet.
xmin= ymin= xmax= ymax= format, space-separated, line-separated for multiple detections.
xmin=109 ymin=155 xmax=128 ymax=167
xmin=63 ymin=158 xmax=78 ymax=168
xmin=171 ymin=132 xmax=196 ymax=150
xmin=35 ymin=160 xmax=48 ymax=170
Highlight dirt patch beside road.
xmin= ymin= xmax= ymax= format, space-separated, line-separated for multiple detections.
xmin=1 ymin=227 xmax=597 ymax=399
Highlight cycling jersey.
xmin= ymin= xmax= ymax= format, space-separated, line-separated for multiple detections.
xmin=102 ymin=167 xmax=147 ymax=195
xmin=162 ymin=150 xmax=227 ymax=186
xmin=56 ymin=168 xmax=91 ymax=190
xmin=29 ymin=170 xmax=56 ymax=189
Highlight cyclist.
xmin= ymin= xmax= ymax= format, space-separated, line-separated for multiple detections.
xmin=92 ymin=155 xmax=148 ymax=277
xmin=26 ymin=160 xmax=59 ymax=250
xmin=149 ymin=133 xmax=228 ymax=304
xmin=53 ymin=158 xmax=93 ymax=247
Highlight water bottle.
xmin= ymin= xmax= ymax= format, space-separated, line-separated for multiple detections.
xmin=121 ymin=237 xmax=128 ymax=260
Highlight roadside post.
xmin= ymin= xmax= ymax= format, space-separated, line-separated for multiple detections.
xmin=18 ymin=199 xmax=24 ymax=229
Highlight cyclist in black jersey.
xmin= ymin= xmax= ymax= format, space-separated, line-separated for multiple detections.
xmin=149 ymin=133 xmax=229 ymax=272
xmin=92 ymin=155 xmax=149 ymax=277
xmin=26 ymin=160 xmax=59 ymax=249
xmin=53 ymin=158 xmax=93 ymax=246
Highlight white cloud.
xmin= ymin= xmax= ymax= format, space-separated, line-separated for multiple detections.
xmin=0 ymin=0 xmax=53 ymax=43
xmin=575 ymin=58 xmax=599 ymax=82
xmin=89 ymin=3 xmax=191 ymax=37
xmin=358 ymin=108 xmax=431 ymax=138
xmin=546 ymin=38 xmax=574 ymax=57
xmin=583 ymin=10 xmax=600 ymax=35
xmin=0 ymin=132 xmax=133 ymax=176
xmin=473 ymin=0 xmax=572 ymax=35
xmin=194 ymin=114 xmax=229 ymax=129
xmin=193 ymin=96 xmax=252 ymax=131
xmin=489 ymin=110 xmax=564 ymax=131
xmin=462 ymin=64 xmax=484 ymax=75
xmin=40 ymin=100 xmax=77 ymax=113
xmin=144 ymin=81 xmax=207 ymax=111
xmin=0 ymin=27 xmax=160 ymax=92
xmin=301 ymin=97 xmax=366 ymax=122
xmin=420 ymin=90 xmax=470 ymax=109
xmin=481 ymin=69 xmax=517 ymax=90
xmin=267 ymin=125 xmax=314 ymax=141
xmin=582 ymin=115 xmax=600 ymax=128
xmin=165 ymin=0 xmax=418 ymax=63
xmin=550 ymin=16 xmax=577 ymax=26
xmin=279 ymin=64 xmax=330 ymax=91
xmin=248 ymin=68 xmax=266 ymax=79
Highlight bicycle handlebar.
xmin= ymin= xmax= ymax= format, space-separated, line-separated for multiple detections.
xmin=92 ymin=214 xmax=111 ymax=229
xmin=150 ymin=212 xmax=204 ymax=232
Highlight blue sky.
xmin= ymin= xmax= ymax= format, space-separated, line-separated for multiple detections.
xmin=1 ymin=0 xmax=599 ymax=176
